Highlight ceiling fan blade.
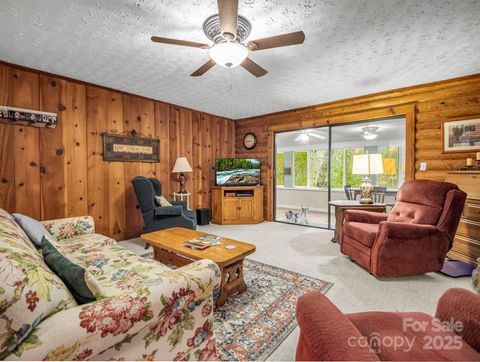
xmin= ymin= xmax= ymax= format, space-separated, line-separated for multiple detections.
xmin=151 ymin=36 xmax=210 ymax=49
xmin=247 ymin=31 xmax=305 ymax=51
xmin=294 ymin=135 xmax=302 ymax=142
xmin=240 ymin=58 xmax=268 ymax=77
xmin=217 ymin=0 xmax=239 ymax=40
xmin=308 ymin=133 xmax=325 ymax=140
xmin=191 ymin=59 xmax=216 ymax=77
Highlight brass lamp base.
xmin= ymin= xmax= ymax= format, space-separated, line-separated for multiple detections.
xmin=359 ymin=176 xmax=373 ymax=204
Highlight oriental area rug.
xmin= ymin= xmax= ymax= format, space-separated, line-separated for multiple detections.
xmin=214 ymin=259 xmax=333 ymax=361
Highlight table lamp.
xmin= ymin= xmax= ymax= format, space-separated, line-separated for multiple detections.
xmin=352 ymin=154 xmax=384 ymax=204
xmin=172 ymin=157 xmax=192 ymax=194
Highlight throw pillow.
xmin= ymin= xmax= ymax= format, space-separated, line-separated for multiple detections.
xmin=41 ymin=236 xmax=103 ymax=304
xmin=155 ymin=195 xmax=173 ymax=207
xmin=13 ymin=213 xmax=56 ymax=248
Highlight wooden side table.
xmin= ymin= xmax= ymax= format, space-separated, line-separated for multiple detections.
xmin=329 ymin=200 xmax=386 ymax=243
xmin=172 ymin=191 xmax=191 ymax=209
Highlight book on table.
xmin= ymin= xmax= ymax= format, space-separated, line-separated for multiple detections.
xmin=184 ymin=235 xmax=222 ymax=250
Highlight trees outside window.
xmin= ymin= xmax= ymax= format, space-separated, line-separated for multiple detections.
xmin=330 ymin=149 xmax=344 ymax=188
xmin=378 ymin=146 xmax=400 ymax=188
xmin=309 ymin=150 xmax=328 ymax=187
xmin=276 ymin=153 xmax=284 ymax=186
xmin=294 ymin=152 xmax=308 ymax=186
xmin=345 ymin=148 xmax=363 ymax=187
xmin=308 ymin=149 xmax=344 ymax=188
xmin=286 ymin=146 xmax=402 ymax=189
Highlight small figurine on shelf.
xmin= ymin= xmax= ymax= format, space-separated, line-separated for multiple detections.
xmin=477 ymin=152 xmax=480 ymax=168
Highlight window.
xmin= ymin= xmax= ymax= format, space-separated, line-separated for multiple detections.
xmin=378 ymin=146 xmax=400 ymax=188
xmin=345 ymin=148 xmax=363 ymax=187
xmin=276 ymin=153 xmax=284 ymax=186
xmin=307 ymin=149 xmax=344 ymax=188
xmin=294 ymin=152 xmax=308 ymax=187
xmin=287 ymin=146 xmax=403 ymax=189
xmin=309 ymin=150 xmax=328 ymax=187
xmin=330 ymin=149 xmax=344 ymax=188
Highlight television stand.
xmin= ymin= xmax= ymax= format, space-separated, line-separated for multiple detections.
xmin=211 ymin=186 xmax=264 ymax=225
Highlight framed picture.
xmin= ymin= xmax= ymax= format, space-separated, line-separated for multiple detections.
xmin=441 ymin=116 xmax=480 ymax=153
xmin=103 ymin=133 xmax=160 ymax=162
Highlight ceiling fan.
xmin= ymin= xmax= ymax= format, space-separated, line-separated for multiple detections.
xmin=294 ymin=130 xmax=326 ymax=143
xmin=151 ymin=0 xmax=305 ymax=77
xmin=362 ymin=126 xmax=380 ymax=140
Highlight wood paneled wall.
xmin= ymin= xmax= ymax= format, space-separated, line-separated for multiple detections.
xmin=0 ymin=63 xmax=235 ymax=240
xmin=235 ymin=74 xmax=480 ymax=220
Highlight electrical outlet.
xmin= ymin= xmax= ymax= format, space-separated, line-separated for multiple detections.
xmin=420 ymin=162 xmax=427 ymax=171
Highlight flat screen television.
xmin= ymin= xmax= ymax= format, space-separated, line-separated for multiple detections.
xmin=215 ymin=158 xmax=261 ymax=186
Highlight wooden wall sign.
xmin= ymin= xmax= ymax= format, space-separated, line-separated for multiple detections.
xmin=103 ymin=131 xmax=160 ymax=162
xmin=0 ymin=105 xmax=57 ymax=128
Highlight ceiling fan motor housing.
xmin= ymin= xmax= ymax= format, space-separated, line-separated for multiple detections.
xmin=203 ymin=14 xmax=251 ymax=45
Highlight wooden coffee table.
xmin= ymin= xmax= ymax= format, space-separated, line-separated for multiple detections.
xmin=141 ymin=227 xmax=256 ymax=307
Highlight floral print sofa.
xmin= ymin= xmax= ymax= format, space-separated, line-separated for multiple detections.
xmin=0 ymin=208 xmax=220 ymax=361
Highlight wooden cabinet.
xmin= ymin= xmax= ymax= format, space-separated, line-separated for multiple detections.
xmin=211 ymin=186 xmax=264 ymax=225
xmin=445 ymin=171 xmax=480 ymax=264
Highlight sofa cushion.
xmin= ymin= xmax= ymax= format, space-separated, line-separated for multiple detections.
xmin=343 ymin=222 xmax=379 ymax=248
xmin=13 ymin=213 xmax=56 ymax=248
xmin=61 ymin=235 xmax=171 ymax=297
xmin=347 ymin=311 xmax=480 ymax=361
xmin=0 ymin=209 xmax=76 ymax=359
xmin=42 ymin=237 xmax=103 ymax=304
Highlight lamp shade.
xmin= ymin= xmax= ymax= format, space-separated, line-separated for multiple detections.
xmin=352 ymin=154 xmax=384 ymax=175
xmin=172 ymin=157 xmax=192 ymax=173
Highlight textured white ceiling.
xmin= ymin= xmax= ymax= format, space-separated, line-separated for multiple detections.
xmin=0 ymin=0 xmax=479 ymax=119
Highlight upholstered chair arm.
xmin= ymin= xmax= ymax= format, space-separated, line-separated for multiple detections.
xmin=171 ymin=200 xmax=187 ymax=208
xmin=296 ymin=292 xmax=379 ymax=361
xmin=343 ymin=210 xmax=388 ymax=224
xmin=378 ymin=221 xmax=438 ymax=239
xmin=435 ymin=288 xmax=480 ymax=352
xmin=41 ymin=216 xmax=95 ymax=241
xmin=154 ymin=205 xmax=184 ymax=216
xmin=9 ymin=260 xmax=221 ymax=361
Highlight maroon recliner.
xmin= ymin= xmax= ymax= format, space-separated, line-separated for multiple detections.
xmin=341 ymin=180 xmax=467 ymax=276
xmin=296 ymin=288 xmax=480 ymax=361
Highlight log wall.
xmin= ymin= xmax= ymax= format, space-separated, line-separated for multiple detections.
xmin=235 ymin=74 xmax=480 ymax=219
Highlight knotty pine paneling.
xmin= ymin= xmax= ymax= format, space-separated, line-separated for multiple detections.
xmin=235 ymin=74 xmax=480 ymax=220
xmin=0 ymin=62 xmax=234 ymax=240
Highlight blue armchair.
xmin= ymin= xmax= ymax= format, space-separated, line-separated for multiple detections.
xmin=132 ymin=177 xmax=197 ymax=237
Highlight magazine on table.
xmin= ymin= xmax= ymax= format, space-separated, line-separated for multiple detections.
xmin=184 ymin=235 xmax=222 ymax=250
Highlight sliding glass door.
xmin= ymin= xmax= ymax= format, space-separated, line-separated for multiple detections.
xmin=274 ymin=128 xmax=330 ymax=228
xmin=273 ymin=117 xmax=406 ymax=229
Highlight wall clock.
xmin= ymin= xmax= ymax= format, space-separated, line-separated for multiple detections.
xmin=243 ymin=132 xmax=257 ymax=150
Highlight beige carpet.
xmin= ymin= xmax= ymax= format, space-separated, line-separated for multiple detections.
xmin=121 ymin=221 xmax=474 ymax=361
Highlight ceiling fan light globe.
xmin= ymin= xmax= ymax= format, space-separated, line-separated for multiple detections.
xmin=209 ymin=42 xmax=248 ymax=68
xmin=363 ymin=133 xmax=378 ymax=140
xmin=299 ymin=133 xmax=309 ymax=142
